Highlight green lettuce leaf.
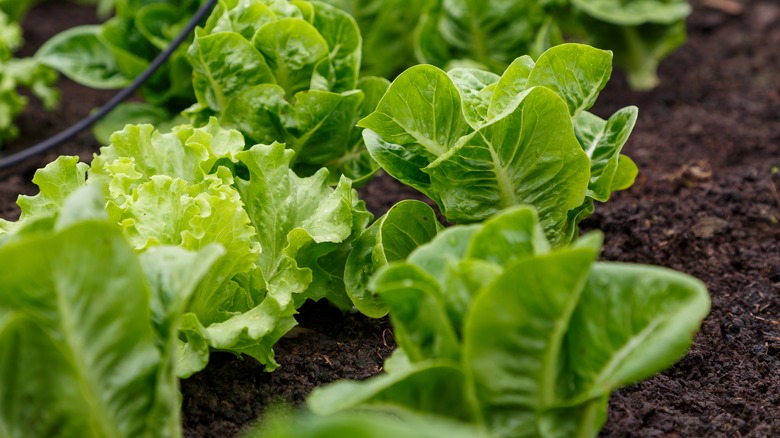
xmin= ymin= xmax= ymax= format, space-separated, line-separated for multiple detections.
xmin=0 ymin=186 xmax=221 ymax=438
xmin=1 ymin=119 xmax=370 ymax=377
xmin=361 ymin=43 xmax=639 ymax=245
xmin=344 ymin=200 xmax=443 ymax=317
xmin=309 ymin=205 xmax=710 ymax=437
xmin=186 ymin=0 xmax=387 ymax=183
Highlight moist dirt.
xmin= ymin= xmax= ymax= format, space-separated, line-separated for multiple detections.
xmin=1 ymin=1 xmax=778 ymax=436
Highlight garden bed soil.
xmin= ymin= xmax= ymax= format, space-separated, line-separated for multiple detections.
xmin=1 ymin=0 xmax=778 ymax=436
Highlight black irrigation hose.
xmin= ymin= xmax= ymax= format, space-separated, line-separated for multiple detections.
xmin=0 ymin=0 xmax=218 ymax=170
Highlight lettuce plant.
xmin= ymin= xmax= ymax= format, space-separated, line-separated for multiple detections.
xmin=0 ymin=186 xmax=222 ymax=438
xmin=320 ymin=0 xmax=689 ymax=89
xmin=309 ymin=206 xmax=710 ymax=438
xmin=0 ymin=119 xmax=371 ymax=377
xmin=0 ymin=10 xmax=59 ymax=146
xmin=561 ymin=0 xmax=691 ymax=90
xmin=317 ymin=0 xmax=428 ymax=78
xmin=184 ymin=0 xmax=389 ymax=184
xmin=35 ymin=0 xmax=203 ymax=140
xmin=361 ymin=43 xmax=637 ymax=246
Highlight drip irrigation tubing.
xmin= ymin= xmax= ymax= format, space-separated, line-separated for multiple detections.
xmin=0 ymin=0 xmax=218 ymax=170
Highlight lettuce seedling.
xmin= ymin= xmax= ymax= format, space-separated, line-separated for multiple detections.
xmin=184 ymin=0 xmax=389 ymax=185
xmin=309 ymin=206 xmax=710 ymax=438
xmin=0 ymin=119 xmax=371 ymax=377
xmin=0 ymin=10 xmax=59 ymax=146
xmin=0 ymin=186 xmax=222 ymax=438
xmin=361 ymin=43 xmax=638 ymax=246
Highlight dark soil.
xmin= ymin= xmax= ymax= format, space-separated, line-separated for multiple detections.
xmin=2 ymin=0 xmax=778 ymax=436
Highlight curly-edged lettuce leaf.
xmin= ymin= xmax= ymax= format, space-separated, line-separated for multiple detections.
xmin=1 ymin=119 xmax=370 ymax=377
xmin=186 ymin=0 xmax=386 ymax=183
xmin=0 ymin=186 xmax=222 ymax=438
xmin=309 ymin=206 xmax=710 ymax=437
xmin=361 ymin=44 xmax=638 ymax=245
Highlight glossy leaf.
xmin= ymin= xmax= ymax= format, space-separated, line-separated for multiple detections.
xmin=188 ymin=0 xmax=384 ymax=182
xmin=345 ymin=200 xmax=442 ymax=317
xmin=565 ymin=263 xmax=710 ymax=401
xmin=463 ymin=246 xmax=599 ymax=437
xmin=36 ymin=25 xmax=129 ymax=89
xmin=0 ymin=188 xmax=220 ymax=437
xmin=309 ymin=206 xmax=710 ymax=438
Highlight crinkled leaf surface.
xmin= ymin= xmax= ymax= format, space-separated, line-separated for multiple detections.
xmin=3 ymin=119 xmax=368 ymax=377
xmin=0 ymin=188 xmax=221 ymax=438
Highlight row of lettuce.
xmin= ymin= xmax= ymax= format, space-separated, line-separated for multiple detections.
xmin=0 ymin=0 xmax=691 ymax=149
xmin=0 ymin=1 xmax=709 ymax=437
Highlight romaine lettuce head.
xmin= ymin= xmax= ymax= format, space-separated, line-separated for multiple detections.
xmin=185 ymin=0 xmax=389 ymax=185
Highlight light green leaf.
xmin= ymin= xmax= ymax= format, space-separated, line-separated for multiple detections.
xmin=573 ymin=106 xmax=639 ymax=201
xmin=611 ymin=154 xmax=638 ymax=192
xmin=236 ymin=142 xmax=369 ymax=308
xmin=253 ymin=18 xmax=329 ymax=97
xmin=345 ymin=200 xmax=442 ymax=317
xmin=308 ymin=360 xmax=471 ymax=420
xmin=565 ymin=263 xmax=710 ymax=401
xmin=572 ymin=0 xmax=691 ymax=26
xmin=0 ymin=156 xmax=87 ymax=234
xmin=255 ymin=410 xmax=495 ymax=438
xmin=188 ymin=31 xmax=275 ymax=111
xmin=360 ymin=65 xmax=471 ymax=159
xmin=486 ymin=55 xmax=535 ymax=121
xmin=463 ymin=245 xmax=600 ymax=437
xmin=465 ymin=205 xmax=550 ymax=264
xmin=0 ymin=220 xmax=178 ymax=438
xmin=414 ymin=0 xmax=547 ymax=73
xmin=373 ymin=263 xmax=460 ymax=362
xmin=448 ymin=68 xmax=500 ymax=128
xmin=425 ymin=86 xmax=589 ymax=244
xmin=301 ymin=1 xmax=361 ymax=92
xmin=92 ymin=102 xmax=183 ymax=145
xmin=36 ymin=25 xmax=130 ymax=89
xmin=526 ymin=44 xmax=613 ymax=117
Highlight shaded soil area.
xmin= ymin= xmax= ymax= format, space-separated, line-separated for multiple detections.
xmin=1 ymin=0 xmax=778 ymax=436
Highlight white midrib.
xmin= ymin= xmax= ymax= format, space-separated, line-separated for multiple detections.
xmin=591 ymin=318 xmax=663 ymax=394
xmin=584 ymin=129 xmax=604 ymax=158
xmin=488 ymin=142 xmax=517 ymax=208
xmin=56 ymin=280 xmax=122 ymax=438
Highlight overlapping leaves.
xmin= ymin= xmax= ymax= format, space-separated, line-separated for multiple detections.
xmin=185 ymin=0 xmax=389 ymax=184
xmin=309 ymin=206 xmax=710 ymax=438
xmin=361 ymin=43 xmax=637 ymax=246
xmin=0 ymin=186 xmax=223 ymax=438
xmin=0 ymin=119 xmax=370 ymax=377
